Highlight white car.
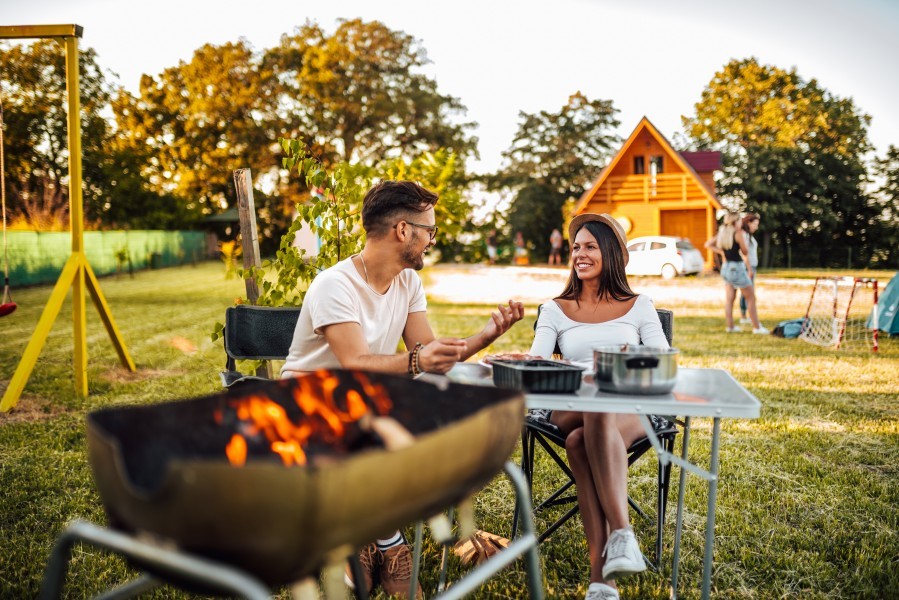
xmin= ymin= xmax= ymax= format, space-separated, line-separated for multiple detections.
xmin=625 ymin=236 xmax=704 ymax=279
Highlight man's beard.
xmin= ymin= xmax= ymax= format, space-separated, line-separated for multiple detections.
xmin=401 ymin=241 xmax=426 ymax=270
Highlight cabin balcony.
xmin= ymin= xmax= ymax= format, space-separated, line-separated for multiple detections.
xmin=601 ymin=173 xmax=711 ymax=203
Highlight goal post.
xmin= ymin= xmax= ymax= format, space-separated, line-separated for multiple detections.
xmin=800 ymin=277 xmax=879 ymax=352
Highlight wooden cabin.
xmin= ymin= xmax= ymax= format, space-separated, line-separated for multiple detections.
xmin=573 ymin=117 xmax=722 ymax=267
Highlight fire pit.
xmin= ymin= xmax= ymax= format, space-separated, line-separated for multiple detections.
xmin=86 ymin=370 xmax=524 ymax=586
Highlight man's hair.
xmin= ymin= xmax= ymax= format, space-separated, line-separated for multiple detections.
xmin=556 ymin=220 xmax=636 ymax=304
xmin=361 ymin=181 xmax=439 ymax=238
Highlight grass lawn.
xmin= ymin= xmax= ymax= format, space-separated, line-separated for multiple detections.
xmin=1 ymin=262 xmax=897 ymax=598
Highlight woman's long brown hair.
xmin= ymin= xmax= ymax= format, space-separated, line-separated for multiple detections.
xmin=556 ymin=221 xmax=636 ymax=305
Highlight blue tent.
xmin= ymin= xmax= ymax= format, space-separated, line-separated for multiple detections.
xmin=868 ymin=273 xmax=899 ymax=335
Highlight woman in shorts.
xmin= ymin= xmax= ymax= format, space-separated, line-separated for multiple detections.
xmin=705 ymin=212 xmax=768 ymax=333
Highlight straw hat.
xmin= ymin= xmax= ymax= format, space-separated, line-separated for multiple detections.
xmin=568 ymin=213 xmax=629 ymax=266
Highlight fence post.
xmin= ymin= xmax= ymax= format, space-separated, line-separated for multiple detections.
xmin=233 ymin=169 xmax=263 ymax=303
xmin=233 ymin=168 xmax=272 ymax=379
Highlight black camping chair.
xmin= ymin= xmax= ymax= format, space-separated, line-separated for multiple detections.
xmin=220 ymin=305 xmax=302 ymax=388
xmin=515 ymin=306 xmax=678 ymax=567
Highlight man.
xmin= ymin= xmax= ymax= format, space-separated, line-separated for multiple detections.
xmin=281 ymin=180 xmax=524 ymax=597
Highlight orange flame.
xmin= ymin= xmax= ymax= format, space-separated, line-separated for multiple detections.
xmin=224 ymin=371 xmax=394 ymax=467
xmin=226 ymin=434 xmax=247 ymax=466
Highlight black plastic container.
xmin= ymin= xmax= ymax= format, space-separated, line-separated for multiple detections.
xmin=491 ymin=359 xmax=584 ymax=393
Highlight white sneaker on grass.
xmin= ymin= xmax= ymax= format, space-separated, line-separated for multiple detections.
xmin=752 ymin=326 xmax=770 ymax=335
xmin=739 ymin=317 xmax=752 ymax=324
xmin=725 ymin=326 xmax=741 ymax=333
xmin=601 ymin=528 xmax=646 ymax=580
xmin=585 ymin=582 xmax=620 ymax=600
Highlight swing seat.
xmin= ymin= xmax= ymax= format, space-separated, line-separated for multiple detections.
xmin=0 ymin=301 xmax=15 ymax=317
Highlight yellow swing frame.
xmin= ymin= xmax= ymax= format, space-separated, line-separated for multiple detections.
xmin=0 ymin=25 xmax=135 ymax=412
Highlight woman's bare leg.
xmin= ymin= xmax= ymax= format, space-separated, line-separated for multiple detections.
xmin=565 ymin=426 xmax=611 ymax=584
xmin=740 ymin=285 xmax=761 ymax=328
xmin=580 ymin=413 xmax=646 ymax=530
xmin=725 ymin=284 xmax=737 ymax=328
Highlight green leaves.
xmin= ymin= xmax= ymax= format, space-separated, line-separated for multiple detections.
xmin=684 ymin=57 xmax=883 ymax=268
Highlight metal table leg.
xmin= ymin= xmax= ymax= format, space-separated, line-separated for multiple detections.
xmin=671 ymin=416 xmax=691 ymax=600
xmin=701 ymin=418 xmax=722 ymax=600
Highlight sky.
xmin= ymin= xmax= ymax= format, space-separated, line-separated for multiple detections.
xmin=3 ymin=0 xmax=898 ymax=176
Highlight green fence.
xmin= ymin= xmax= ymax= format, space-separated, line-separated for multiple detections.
xmin=4 ymin=231 xmax=208 ymax=286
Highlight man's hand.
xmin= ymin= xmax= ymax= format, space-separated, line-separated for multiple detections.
xmin=479 ymin=300 xmax=525 ymax=345
xmin=418 ymin=338 xmax=468 ymax=374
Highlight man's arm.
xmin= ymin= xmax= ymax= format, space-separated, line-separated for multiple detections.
xmin=322 ymin=322 xmax=410 ymax=373
xmin=459 ymin=300 xmax=525 ymax=360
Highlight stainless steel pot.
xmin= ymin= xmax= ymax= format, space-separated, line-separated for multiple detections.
xmin=593 ymin=345 xmax=679 ymax=395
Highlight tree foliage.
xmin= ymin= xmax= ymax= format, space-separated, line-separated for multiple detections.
xmin=111 ymin=41 xmax=280 ymax=216
xmin=266 ymin=19 xmax=478 ymax=165
xmin=235 ymin=139 xmax=469 ymax=312
xmin=683 ymin=57 xmax=880 ymax=268
xmin=492 ymin=92 xmax=620 ymax=259
xmin=869 ymin=146 xmax=899 ymax=267
xmin=0 ymin=41 xmax=111 ymax=229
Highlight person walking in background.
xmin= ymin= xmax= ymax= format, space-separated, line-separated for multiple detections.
xmin=739 ymin=213 xmax=761 ymax=324
xmin=549 ymin=228 xmax=564 ymax=265
xmin=705 ymin=212 xmax=768 ymax=334
xmin=486 ymin=229 xmax=498 ymax=265
xmin=514 ymin=231 xmax=529 ymax=265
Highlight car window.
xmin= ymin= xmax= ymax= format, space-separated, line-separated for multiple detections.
xmin=627 ymin=242 xmax=645 ymax=252
xmin=650 ymin=242 xmax=666 ymax=250
xmin=676 ymin=240 xmax=696 ymax=250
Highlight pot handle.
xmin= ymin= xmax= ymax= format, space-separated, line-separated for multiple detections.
xmin=625 ymin=356 xmax=659 ymax=369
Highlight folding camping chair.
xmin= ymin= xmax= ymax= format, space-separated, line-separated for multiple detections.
xmin=220 ymin=304 xmax=302 ymax=388
xmin=515 ymin=307 xmax=678 ymax=566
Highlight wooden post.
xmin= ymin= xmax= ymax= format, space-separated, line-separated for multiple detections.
xmin=233 ymin=168 xmax=263 ymax=303
xmin=232 ymin=168 xmax=272 ymax=378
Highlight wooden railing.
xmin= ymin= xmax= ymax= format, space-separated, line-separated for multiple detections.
xmin=602 ymin=173 xmax=700 ymax=203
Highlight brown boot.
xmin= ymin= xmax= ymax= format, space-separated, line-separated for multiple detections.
xmin=344 ymin=543 xmax=381 ymax=594
xmin=380 ymin=543 xmax=422 ymax=599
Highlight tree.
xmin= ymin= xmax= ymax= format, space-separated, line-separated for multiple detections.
xmin=0 ymin=40 xmax=113 ymax=229
xmin=111 ymin=41 xmax=283 ymax=217
xmin=492 ymin=92 xmax=620 ymax=260
xmin=868 ymin=146 xmax=899 ymax=267
xmin=683 ymin=57 xmax=874 ymax=268
xmin=266 ymin=19 xmax=477 ymax=165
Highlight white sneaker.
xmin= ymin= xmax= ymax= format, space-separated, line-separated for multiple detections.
xmin=725 ymin=326 xmax=741 ymax=333
xmin=601 ymin=528 xmax=646 ymax=580
xmin=586 ymin=582 xmax=620 ymax=600
xmin=752 ymin=326 xmax=770 ymax=335
xmin=739 ymin=317 xmax=752 ymax=324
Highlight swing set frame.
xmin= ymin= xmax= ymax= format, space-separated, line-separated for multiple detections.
xmin=1 ymin=25 xmax=135 ymax=412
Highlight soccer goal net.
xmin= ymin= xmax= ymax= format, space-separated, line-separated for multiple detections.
xmin=800 ymin=277 xmax=879 ymax=351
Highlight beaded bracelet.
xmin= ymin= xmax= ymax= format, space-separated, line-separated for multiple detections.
xmin=408 ymin=342 xmax=424 ymax=376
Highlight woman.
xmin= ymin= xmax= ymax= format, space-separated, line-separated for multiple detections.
xmin=529 ymin=213 xmax=669 ymax=600
xmin=705 ymin=213 xmax=768 ymax=334
xmin=738 ymin=213 xmax=761 ymax=324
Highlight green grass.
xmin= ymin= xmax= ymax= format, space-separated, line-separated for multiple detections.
xmin=1 ymin=262 xmax=897 ymax=598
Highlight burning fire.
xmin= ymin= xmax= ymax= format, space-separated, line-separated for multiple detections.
xmin=223 ymin=371 xmax=392 ymax=467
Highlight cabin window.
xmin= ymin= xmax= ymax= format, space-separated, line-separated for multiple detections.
xmin=634 ymin=156 xmax=645 ymax=174
xmin=650 ymin=156 xmax=664 ymax=174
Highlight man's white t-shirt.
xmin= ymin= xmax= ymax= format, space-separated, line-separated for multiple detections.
xmin=280 ymin=256 xmax=427 ymax=375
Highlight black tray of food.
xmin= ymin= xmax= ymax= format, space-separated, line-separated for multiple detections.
xmin=491 ymin=359 xmax=585 ymax=393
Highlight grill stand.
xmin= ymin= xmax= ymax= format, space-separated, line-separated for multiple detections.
xmin=40 ymin=463 xmax=543 ymax=600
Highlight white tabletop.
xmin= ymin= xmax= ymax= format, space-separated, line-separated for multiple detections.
xmin=445 ymin=364 xmax=761 ymax=420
